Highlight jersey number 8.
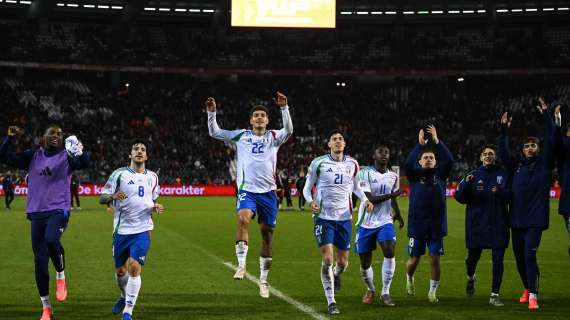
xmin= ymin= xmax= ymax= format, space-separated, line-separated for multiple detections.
xmin=138 ymin=186 xmax=144 ymax=197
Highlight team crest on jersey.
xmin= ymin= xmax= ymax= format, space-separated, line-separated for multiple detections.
xmin=497 ymin=176 xmax=503 ymax=184
xmin=345 ymin=166 xmax=351 ymax=174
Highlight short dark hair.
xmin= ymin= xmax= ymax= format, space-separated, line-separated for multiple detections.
xmin=130 ymin=139 xmax=149 ymax=157
xmin=327 ymin=129 xmax=345 ymax=141
xmin=249 ymin=105 xmax=270 ymax=118
xmin=45 ymin=124 xmax=62 ymax=133
xmin=374 ymin=145 xmax=390 ymax=153
xmin=420 ymin=146 xmax=437 ymax=159
xmin=479 ymin=144 xmax=497 ymax=155
xmin=522 ymin=136 xmax=539 ymax=151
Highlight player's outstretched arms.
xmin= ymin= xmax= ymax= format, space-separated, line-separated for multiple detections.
xmin=497 ymin=112 xmax=514 ymax=169
xmin=537 ymin=97 xmax=557 ymax=165
xmin=0 ymin=125 xmax=34 ymax=169
xmin=274 ymin=91 xmax=293 ymax=145
xmin=206 ymin=97 xmax=244 ymax=142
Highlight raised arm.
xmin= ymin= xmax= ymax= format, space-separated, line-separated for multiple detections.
xmin=68 ymin=153 xmax=90 ymax=171
xmin=404 ymin=144 xmax=422 ymax=182
xmin=426 ymin=126 xmax=454 ymax=179
xmin=435 ymin=140 xmax=454 ymax=179
xmin=537 ymin=97 xmax=556 ymax=167
xmin=497 ymin=112 xmax=514 ymax=170
xmin=0 ymin=127 xmax=34 ymax=170
xmin=206 ymin=97 xmax=244 ymax=143
xmin=273 ymin=92 xmax=293 ymax=145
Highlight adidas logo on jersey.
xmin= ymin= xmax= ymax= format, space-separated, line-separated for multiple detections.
xmin=128 ymin=180 xmax=135 ymax=184
xmin=39 ymin=167 xmax=52 ymax=176
xmin=139 ymin=256 xmax=146 ymax=261
xmin=326 ymin=168 xmax=333 ymax=172
xmin=372 ymin=179 xmax=378 ymax=183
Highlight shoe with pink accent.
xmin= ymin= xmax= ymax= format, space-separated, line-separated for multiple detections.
xmin=362 ymin=290 xmax=374 ymax=305
xmin=56 ymin=278 xmax=68 ymax=302
xmin=519 ymin=289 xmax=529 ymax=304
xmin=39 ymin=307 xmax=53 ymax=320
xmin=528 ymin=296 xmax=539 ymax=310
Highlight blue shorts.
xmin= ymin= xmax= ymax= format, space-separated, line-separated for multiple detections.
xmin=236 ymin=190 xmax=278 ymax=227
xmin=112 ymin=231 xmax=151 ymax=268
xmin=407 ymin=237 xmax=444 ymax=257
xmin=314 ymin=218 xmax=352 ymax=251
xmin=354 ymin=223 xmax=396 ymax=254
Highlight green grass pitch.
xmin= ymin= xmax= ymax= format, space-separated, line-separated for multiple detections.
xmin=0 ymin=196 xmax=567 ymax=319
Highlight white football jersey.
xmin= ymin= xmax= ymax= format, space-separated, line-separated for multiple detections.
xmin=103 ymin=167 xmax=160 ymax=235
xmin=356 ymin=166 xmax=399 ymax=229
xmin=208 ymin=107 xmax=293 ymax=193
xmin=303 ymin=154 xmax=366 ymax=221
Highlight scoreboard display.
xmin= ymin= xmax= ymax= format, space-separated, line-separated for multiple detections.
xmin=231 ymin=0 xmax=336 ymax=28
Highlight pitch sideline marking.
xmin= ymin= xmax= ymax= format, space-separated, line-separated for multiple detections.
xmin=189 ymin=243 xmax=329 ymax=320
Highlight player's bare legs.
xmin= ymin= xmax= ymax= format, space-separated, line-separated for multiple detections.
xmin=258 ymin=223 xmax=274 ymax=298
xmin=234 ymin=209 xmax=253 ymax=279
xmin=333 ymin=247 xmax=349 ymax=292
xmin=430 ymin=255 xmax=441 ymax=281
xmin=405 ymin=256 xmax=420 ymax=296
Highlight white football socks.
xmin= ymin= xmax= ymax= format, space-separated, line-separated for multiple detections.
xmin=429 ymin=279 xmax=439 ymax=294
xmin=382 ymin=257 xmax=395 ymax=295
xmin=333 ymin=262 xmax=347 ymax=277
xmin=115 ymin=273 xmax=129 ymax=298
xmin=360 ymin=266 xmax=375 ymax=292
xmin=40 ymin=296 xmax=51 ymax=308
xmin=123 ymin=276 xmax=141 ymax=315
xmin=320 ymin=262 xmax=335 ymax=305
xmin=259 ymin=256 xmax=272 ymax=283
xmin=235 ymin=241 xmax=248 ymax=268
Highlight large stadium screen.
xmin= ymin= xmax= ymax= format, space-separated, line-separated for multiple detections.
xmin=231 ymin=0 xmax=336 ymax=28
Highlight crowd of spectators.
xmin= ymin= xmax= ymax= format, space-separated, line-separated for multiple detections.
xmin=1 ymin=71 xmax=568 ymax=186
xmin=1 ymin=19 xmax=569 ymax=69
